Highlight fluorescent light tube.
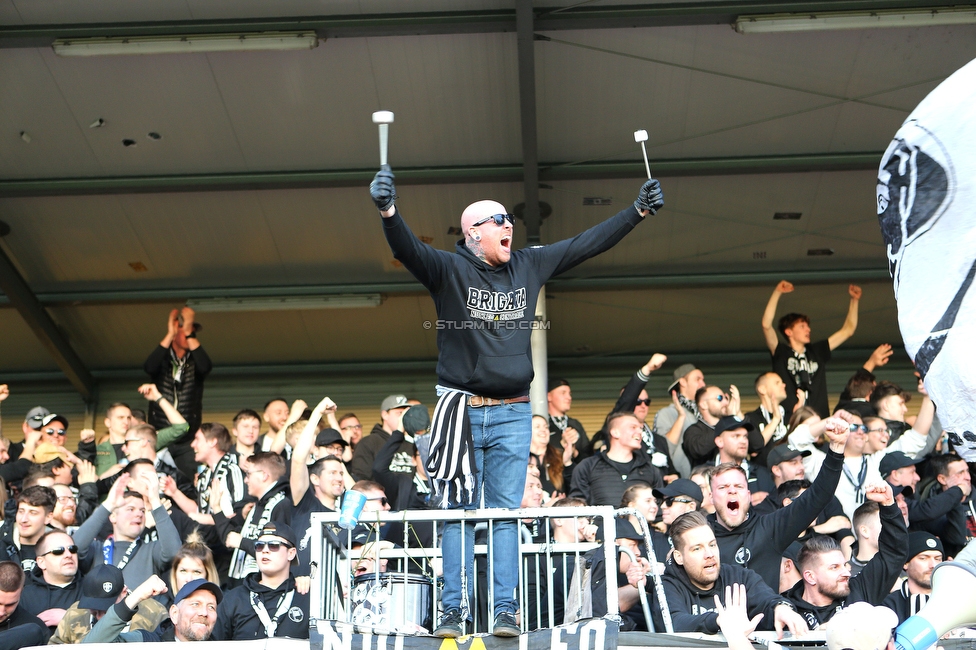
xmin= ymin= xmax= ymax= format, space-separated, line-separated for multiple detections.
xmin=186 ymin=295 xmax=382 ymax=312
xmin=735 ymin=7 xmax=976 ymax=33
xmin=53 ymin=31 xmax=319 ymax=56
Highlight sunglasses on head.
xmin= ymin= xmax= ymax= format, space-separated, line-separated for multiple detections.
xmin=41 ymin=545 xmax=78 ymax=557
xmin=367 ymin=496 xmax=389 ymax=507
xmin=254 ymin=540 xmax=293 ymax=553
xmin=472 ymin=213 xmax=515 ymax=227
xmin=635 ymin=398 xmax=651 ymax=406
xmin=43 ymin=428 xmax=66 ymax=436
xmin=664 ymin=497 xmax=695 ymax=507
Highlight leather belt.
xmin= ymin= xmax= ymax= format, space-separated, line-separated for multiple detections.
xmin=467 ymin=395 xmax=530 ymax=407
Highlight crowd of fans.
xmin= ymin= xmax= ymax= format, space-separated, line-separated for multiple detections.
xmin=0 ymin=283 xmax=970 ymax=645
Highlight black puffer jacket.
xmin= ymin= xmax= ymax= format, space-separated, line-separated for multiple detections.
xmin=569 ymin=449 xmax=663 ymax=506
xmin=143 ymin=344 xmax=212 ymax=440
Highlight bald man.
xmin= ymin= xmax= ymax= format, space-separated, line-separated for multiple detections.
xmin=371 ymin=165 xmax=663 ymax=637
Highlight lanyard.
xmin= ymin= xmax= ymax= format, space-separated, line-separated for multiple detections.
xmin=102 ymin=535 xmax=141 ymax=571
xmin=249 ymin=589 xmax=295 ymax=638
xmin=842 ymin=456 xmax=869 ymax=503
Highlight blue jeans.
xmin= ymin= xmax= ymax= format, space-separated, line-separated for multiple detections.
xmin=440 ymin=400 xmax=532 ymax=618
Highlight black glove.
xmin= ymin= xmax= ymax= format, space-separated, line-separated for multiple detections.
xmin=370 ymin=164 xmax=397 ymax=212
xmin=634 ymin=178 xmax=664 ymax=215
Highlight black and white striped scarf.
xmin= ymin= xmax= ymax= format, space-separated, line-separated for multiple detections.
xmin=425 ymin=390 xmax=477 ymax=508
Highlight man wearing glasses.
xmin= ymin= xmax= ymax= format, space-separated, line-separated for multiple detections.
xmin=371 ymin=165 xmax=663 ymax=638
xmin=337 ymin=413 xmax=364 ymax=450
xmin=212 ymin=523 xmax=308 ymax=640
xmin=21 ymin=531 xmax=82 ymax=629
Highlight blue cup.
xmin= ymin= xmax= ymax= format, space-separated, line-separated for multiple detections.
xmin=338 ymin=490 xmax=368 ymax=530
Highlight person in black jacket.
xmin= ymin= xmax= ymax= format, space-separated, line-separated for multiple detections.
xmin=594 ymin=354 xmax=672 ymax=477
xmin=143 ymin=306 xmax=212 ymax=478
xmin=216 ymin=451 xmax=292 ymax=585
xmin=20 ymin=530 xmax=82 ymax=628
xmin=213 ymin=523 xmax=308 ymax=640
xmin=371 ymin=165 xmax=663 ymax=638
xmin=659 ymin=511 xmax=807 ymax=636
xmin=882 ymin=531 xmax=942 ymax=623
xmin=547 ymin=379 xmax=591 ymax=461
xmin=709 ymin=413 xmax=852 ymax=591
xmin=569 ymin=413 xmax=664 ymax=508
xmin=786 ymin=482 xmax=908 ymax=629
xmin=0 ymin=560 xmax=50 ymax=646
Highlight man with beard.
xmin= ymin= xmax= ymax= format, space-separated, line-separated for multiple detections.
xmin=83 ymin=575 xmax=222 ymax=642
xmin=883 ymin=532 xmax=943 ymax=623
xmin=21 ymin=531 xmax=82 ymax=628
xmin=547 ymin=379 xmax=591 ymax=462
xmin=212 ymin=523 xmax=308 ymax=640
xmin=786 ymin=482 xmax=908 ymax=629
xmin=659 ymin=511 xmax=807 ymax=635
xmin=49 ymin=484 xmax=79 ymax=534
xmin=708 ymin=416 xmax=851 ymax=591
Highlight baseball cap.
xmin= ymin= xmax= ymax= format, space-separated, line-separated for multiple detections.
xmin=907 ymin=531 xmax=944 ymax=560
xmin=614 ymin=518 xmax=645 ymax=542
xmin=879 ymin=451 xmax=916 ymax=478
xmin=826 ymin=602 xmax=898 ymax=650
xmin=667 ymin=364 xmax=698 ymax=393
xmin=34 ymin=443 xmax=71 ymax=466
xmin=653 ymin=478 xmax=703 ymax=504
xmin=25 ymin=407 xmax=50 ymax=431
xmin=79 ymin=564 xmax=125 ymax=611
xmin=173 ymin=578 xmax=223 ymax=606
xmin=40 ymin=413 xmax=69 ymax=430
xmin=259 ymin=521 xmax=298 ymax=548
xmin=401 ymin=405 xmax=430 ymax=435
xmin=315 ymin=428 xmax=347 ymax=448
xmin=767 ymin=445 xmax=812 ymax=467
xmin=712 ymin=416 xmax=757 ymax=438
xmin=380 ymin=395 xmax=410 ymax=412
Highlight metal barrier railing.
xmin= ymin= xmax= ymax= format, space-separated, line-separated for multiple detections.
xmin=308 ymin=506 xmax=630 ymax=636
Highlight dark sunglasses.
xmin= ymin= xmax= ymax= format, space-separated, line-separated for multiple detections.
xmin=635 ymin=398 xmax=651 ymax=406
xmin=43 ymin=428 xmax=66 ymax=436
xmin=367 ymin=496 xmax=389 ymax=507
xmin=472 ymin=213 xmax=515 ymax=227
xmin=663 ymin=497 xmax=695 ymax=507
xmin=41 ymin=545 xmax=78 ymax=557
xmin=254 ymin=540 xmax=293 ymax=553
xmin=849 ymin=424 xmax=868 ymax=434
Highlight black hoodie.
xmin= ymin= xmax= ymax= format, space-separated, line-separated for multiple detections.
xmin=20 ymin=567 xmax=83 ymax=622
xmin=709 ymin=447 xmax=845 ymax=590
xmin=662 ymin=561 xmax=793 ymax=633
xmin=785 ymin=502 xmax=908 ymax=629
xmin=384 ymin=205 xmax=644 ymax=398
xmin=212 ymin=574 xmax=309 ymax=640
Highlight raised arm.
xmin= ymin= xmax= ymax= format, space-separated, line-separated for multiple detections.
xmin=827 ymin=285 xmax=861 ymax=350
xmin=269 ymin=399 xmax=307 ymax=454
xmin=761 ymin=281 xmax=792 ymax=354
xmin=137 ymin=383 xmax=185 ymax=426
xmin=862 ymin=344 xmax=893 ymax=372
xmin=291 ymin=397 xmax=336 ymax=505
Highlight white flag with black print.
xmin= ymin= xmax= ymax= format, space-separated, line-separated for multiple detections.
xmin=877 ymin=55 xmax=976 ymax=461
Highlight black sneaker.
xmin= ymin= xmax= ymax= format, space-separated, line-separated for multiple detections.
xmin=492 ymin=611 xmax=520 ymax=637
xmin=434 ymin=610 xmax=464 ymax=638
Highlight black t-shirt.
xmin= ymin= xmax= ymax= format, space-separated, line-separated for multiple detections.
xmin=772 ymin=340 xmax=832 ymax=418
xmin=682 ymin=421 xmax=716 ymax=468
xmin=603 ymin=457 xmax=637 ymax=479
xmin=292 ymin=489 xmax=334 ymax=573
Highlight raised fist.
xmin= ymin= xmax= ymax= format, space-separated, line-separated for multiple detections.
xmin=370 ymin=165 xmax=397 ymax=212
xmin=634 ymin=178 xmax=664 ymax=215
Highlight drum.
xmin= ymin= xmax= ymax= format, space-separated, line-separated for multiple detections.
xmin=350 ymin=573 xmax=433 ymax=634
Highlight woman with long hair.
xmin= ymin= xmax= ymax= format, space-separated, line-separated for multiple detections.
xmin=528 ymin=415 xmax=574 ymax=499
